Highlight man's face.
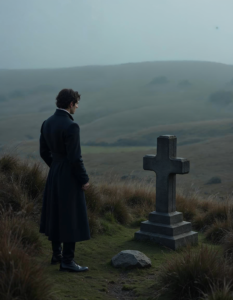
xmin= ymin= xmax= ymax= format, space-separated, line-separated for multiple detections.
xmin=69 ymin=100 xmax=79 ymax=114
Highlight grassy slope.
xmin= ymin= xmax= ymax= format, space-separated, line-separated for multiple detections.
xmin=1 ymin=60 xmax=232 ymax=198
xmin=37 ymin=224 xmax=208 ymax=300
xmin=1 ymin=61 xmax=233 ymax=145
xmin=10 ymin=134 xmax=233 ymax=198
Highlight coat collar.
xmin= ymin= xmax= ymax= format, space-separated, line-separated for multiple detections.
xmin=54 ymin=109 xmax=74 ymax=121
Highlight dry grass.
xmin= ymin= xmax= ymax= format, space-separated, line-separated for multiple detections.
xmin=0 ymin=154 xmax=46 ymax=222
xmin=222 ymin=231 xmax=233 ymax=259
xmin=0 ymin=211 xmax=42 ymax=255
xmin=1 ymin=153 xmax=233 ymax=239
xmin=176 ymin=193 xmax=199 ymax=221
xmin=205 ymin=220 xmax=231 ymax=244
xmin=201 ymin=281 xmax=233 ymax=300
xmin=0 ymin=154 xmax=55 ymax=299
xmin=0 ymin=238 xmax=55 ymax=300
xmin=1 ymin=154 xmax=233 ymax=299
xmin=156 ymin=245 xmax=233 ymax=300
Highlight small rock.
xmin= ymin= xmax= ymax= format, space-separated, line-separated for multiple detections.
xmin=111 ymin=250 xmax=151 ymax=269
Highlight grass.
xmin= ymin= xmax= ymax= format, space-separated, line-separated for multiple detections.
xmin=1 ymin=61 xmax=233 ymax=151
xmin=81 ymin=146 xmax=152 ymax=154
xmin=201 ymin=281 xmax=233 ymax=300
xmin=0 ymin=237 xmax=55 ymax=300
xmin=37 ymin=225 xmax=178 ymax=300
xmin=205 ymin=220 xmax=231 ymax=244
xmin=1 ymin=154 xmax=233 ymax=299
xmin=154 ymin=245 xmax=231 ymax=300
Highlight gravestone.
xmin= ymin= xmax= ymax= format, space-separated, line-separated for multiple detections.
xmin=135 ymin=135 xmax=198 ymax=250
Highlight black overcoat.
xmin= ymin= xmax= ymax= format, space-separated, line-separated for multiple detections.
xmin=39 ymin=109 xmax=90 ymax=242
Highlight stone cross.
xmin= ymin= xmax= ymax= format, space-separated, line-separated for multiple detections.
xmin=135 ymin=135 xmax=198 ymax=250
xmin=143 ymin=135 xmax=189 ymax=213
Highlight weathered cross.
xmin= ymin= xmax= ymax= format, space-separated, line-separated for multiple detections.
xmin=143 ymin=135 xmax=189 ymax=213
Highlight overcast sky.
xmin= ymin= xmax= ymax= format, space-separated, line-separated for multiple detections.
xmin=0 ymin=0 xmax=233 ymax=69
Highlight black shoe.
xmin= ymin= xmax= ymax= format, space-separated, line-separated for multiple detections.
xmin=59 ymin=260 xmax=89 ymax=272
xmin=51 ymin=254 xmax=63 ymax=265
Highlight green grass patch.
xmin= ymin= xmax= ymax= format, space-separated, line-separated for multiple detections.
xmin=81 ymin=146 xmax=153 ymax=154
xmin=36 ymin=226 xmax=213 ymax=300
xmin=38 ymin=225 xmax=175 ymax=300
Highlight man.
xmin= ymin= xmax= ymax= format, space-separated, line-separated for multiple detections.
xmin=39 ymin=88 xmax=90 ymax=272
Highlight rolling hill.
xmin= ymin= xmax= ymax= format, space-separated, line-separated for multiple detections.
xmin=0 ymin=60 xmax=233 ymax=147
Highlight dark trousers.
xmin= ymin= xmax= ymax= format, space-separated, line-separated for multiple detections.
xmin=52 ymin=241 xmax=76 ymax=263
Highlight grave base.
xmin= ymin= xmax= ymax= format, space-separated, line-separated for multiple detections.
xmin=134 ymin=211 xmax=198 ymax=250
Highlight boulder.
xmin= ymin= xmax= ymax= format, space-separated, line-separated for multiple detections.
xmin=111 ymin=250 xmax=151 ymax=269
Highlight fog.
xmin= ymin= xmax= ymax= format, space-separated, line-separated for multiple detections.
xmin=1 ymin=0 xmax=233 ymax=69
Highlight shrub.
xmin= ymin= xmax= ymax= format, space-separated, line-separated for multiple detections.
xmin=156 ymin=245 xmax=231 ymax=300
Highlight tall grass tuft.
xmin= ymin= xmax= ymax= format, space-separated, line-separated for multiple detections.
xmin=222 ymin=231 xmax=233 ymax=259
xmin=85 ymin=183 xmax=102 ymax=214
xmin=205 ymin=219 xmax=230 ymax=244
xmin=98 ymin=179 xmax=154 ymax=224
xmin=87 ymin=210 xmax=102 ymax=236
xmin=0 ymin=212 xmax=42 ymax=255
xmin=0 ymin=154 xmax=19 ymax=173
xmin=15 ymin=161 xmax=46 ymax=199
xmin=201 ymin=201 xmax=231 ymax=226
xmin=0 ymin=238 xmax=55 ymax=300
xmin=201 ymin=281 xmax=233 ymax=300
xmin=156 ymin=245 xmax=231 ymax=300
xmin=0 ymin=154 xmax=46 ymax=219
xmin=101 ymin=196 xmax=131 ymax=225
xmin=0 ymin=174 xmax=28 ymax=211
xmin=176 ymin=193 xmax=198 ymax=221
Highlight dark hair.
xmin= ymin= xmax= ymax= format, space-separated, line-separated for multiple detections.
xmin=56 ymin=89 xmax=81 ymax=109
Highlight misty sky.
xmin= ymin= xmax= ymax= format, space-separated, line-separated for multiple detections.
xmin=1 ymin=0 xmax=233 ymax=69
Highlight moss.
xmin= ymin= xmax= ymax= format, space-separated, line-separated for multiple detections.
xmin=122 ymin=284 xmax=135 ymax=291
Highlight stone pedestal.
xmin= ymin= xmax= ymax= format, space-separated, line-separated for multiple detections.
xmin=135 ymin=211 xmax=198 ymax=250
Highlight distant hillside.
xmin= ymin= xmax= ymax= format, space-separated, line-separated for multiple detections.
xmin=84 ymin=119 xmax=233 ymax=146
xmin=0 ymin=60 xmax=233 ymax=146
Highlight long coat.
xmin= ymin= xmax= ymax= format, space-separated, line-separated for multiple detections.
xmin=39 ymin=109 xmax=90 ymax=243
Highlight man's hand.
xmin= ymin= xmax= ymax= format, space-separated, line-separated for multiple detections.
xmin=82 ymin=182 xmax=90 ymax=191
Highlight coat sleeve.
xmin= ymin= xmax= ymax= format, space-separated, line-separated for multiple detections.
xmin=65 ymin=123 xmax=89 ymax=185
xmin=39 ymin=121 xmax=53 ymax=167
